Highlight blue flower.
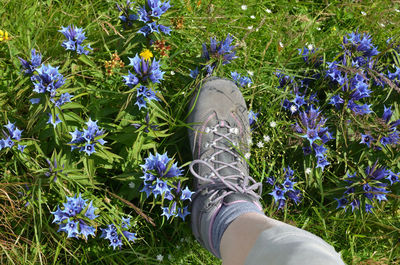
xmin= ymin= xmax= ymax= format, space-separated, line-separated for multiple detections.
xmin=248 ymin=110 xmax=258 ymax=127
xmin=180 ymin=186 xmax=194 ymax=201
xmin=47 ymin=113 xmax=62 ymax=128
xmin=360 ymin=134 xmax=374 ymax=147
xmin=137 ymin=0 xmax=171 ymax=36
xmin=177 ymin=206 xmax=190 ymax=221
xmin=231 ymin=71 xmax=252 ymax=88
xmin=190 ymin=67 xmax=199 ymax=79
xmin=54 ymin=92 xmax=73 ymax=108
xmin=17 ymin=144 xmax=26 ymax=153
xmin=59 ymin=219 xmax=79 ymax=238
xmin=18 ymin=48 xmax=42 ymax=75
xmin=335 ymin=197 xmax=348 ymax=209
xmin=59 ymin=25 xmax=92 ymax=55
xmin=32 ymin=64 xmax=65 ymax=98
xmin=343 ymin=31 xmax=379 ymax=58
xmin=116 ymin=0 xmax=138 ymax=27
xmin=328 ymin=94 xmax=344 ymax=109
xmin=269 ymin=186 xmax=286 ymax=202
xmin=79 ymin=220 xmax=96 ymax=239
xmin=124 ymin=54 xmax=165 ymax=85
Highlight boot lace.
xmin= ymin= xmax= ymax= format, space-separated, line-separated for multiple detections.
xmin=189 ymin=121 xmax=262 ymax=204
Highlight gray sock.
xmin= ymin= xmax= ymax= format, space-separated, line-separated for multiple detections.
xmin=211 ymin=200 xmax=263 ymax=258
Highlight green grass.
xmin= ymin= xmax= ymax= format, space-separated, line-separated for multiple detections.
xmin=1 ymin=0 xmax=400 ymax=264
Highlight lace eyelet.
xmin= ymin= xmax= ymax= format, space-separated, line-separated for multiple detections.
xmin=205 ymin=127 xmax=211 ymax=133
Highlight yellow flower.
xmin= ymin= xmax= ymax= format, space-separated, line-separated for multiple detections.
xmin=0 ymin=29 xmax=9 ymax=42
xmin=140 ymin=49 xmax=153 ymax=61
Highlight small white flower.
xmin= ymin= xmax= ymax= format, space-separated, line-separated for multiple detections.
xmin=241 ymin=5 xmax=247 ymax=10
xmin=170 ymin=71 xmax=175 ymax=75
xmin=128 ymin=182 xmax=135 ymax=189
xmin=180 ymin=238 xmax=184 ymax=242
xmin=290 ymin=105 xmax=297 ymax=113
xmin=379 ymin=23 xmax=385 ymax=27
xmin=269 ymin=121 xmax=276 ymax=128
xmin=266 ymin=8 xmax=272 ymax=13
xmin=250 ymin=15 xmax=255 ymax=19
xmin=168 ymin=254 xmax=173 ymax=261
xmin=176 ymin=245 xmax=180 ymax=249
xmin=156 ymin=254 xmax=164 ymax=262
xmin=305 ymin=168 xmax=312 ymax=175
xmin=395 ymin=8 xmax=400 ymax=13
xmin=279 ymin=41 xmax=284 ymax=48
xmin=307 ymin=43 xmax=314 ymax=50
xmin=247 ymin=25 xmax=253 ymax=30
xmin=316 ymin=27 xmax=321 ymax=31
xmin=247 ymin=138 xmax=253 ymax=146
xmin=247 ymin=70 xmax=254 ymax=76
xmin=257 ymin=141 xmax=264 ymax=148
xmin=263 ymin=135 xmax=270 ymax=142
xmin=244 ymin=152 xmax=251 ymax=159
xmin=361 ymin=11 xmax=366 ymax=16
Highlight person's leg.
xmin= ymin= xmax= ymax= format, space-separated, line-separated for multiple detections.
xmin=220 ymin=212 xmax=345 ymax=265
xmin=187 ymin=78 xmax=345 ymax=265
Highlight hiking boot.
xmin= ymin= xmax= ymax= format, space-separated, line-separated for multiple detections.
xmin=187 ymin=77 xmax=263 ymax=257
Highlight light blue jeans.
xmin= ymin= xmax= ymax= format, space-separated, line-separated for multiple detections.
xmin=245 ymin=225 xmax=346 ymax=265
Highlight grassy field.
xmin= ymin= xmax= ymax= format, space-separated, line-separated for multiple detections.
xmin=1 ymin=0 xmax=400 ymax=264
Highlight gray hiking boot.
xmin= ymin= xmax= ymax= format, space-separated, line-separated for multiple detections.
xmin=187 ymin=77 xmax=263 ymax=257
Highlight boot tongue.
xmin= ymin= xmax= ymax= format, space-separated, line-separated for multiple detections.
xmin=214 ymin=120 xmax=240 ymax=178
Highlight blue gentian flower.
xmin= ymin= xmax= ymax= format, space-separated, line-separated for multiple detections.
xmin=18 ymin=48 xmax=42 ymax=75
xmin=328 ymin=94 xmax=344 ymax=109
xmin=59 ymin=25 xmax=92 ymax=55
xmin=360 ymin=134 xmax=374 ymax=147
xmin=123 ymin=54 xmax=165 ymax=85
xmin=116 ymin=0 xmax=138 ymax=27
xmin=202 ymin=34 xmax=237 ymax=68
xmin=137 ymin=0 xmax=171 ymax=36
xmin=231 ymin=71 xmax=252 ymax=88
xmin=47 ymin=113 xmax=62 ymax=128
xmin=190 ymin=67 xmax=199 ymax=79
xmin=248 ymin=110 xmax=258 ymax=127
xmin=32 ymin=64 xmax=65 ymax=99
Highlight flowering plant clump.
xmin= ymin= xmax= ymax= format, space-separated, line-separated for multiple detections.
xmin=69 ymin=119 xmax=107 ymax=156
xmin=0 ymin=121 xmax=25 ymax=152
xmin=123 ymin=52 xmax=163 ymax=109
xmin=137 ymin=0 xmax=171 ymax=36
xmin=335 ymin=162 xmax=399 ymax=213
xmin=100 ymin=217 xmax=137 ymax=250
xmin=231 ymin=71 xmax=252 ymax=88
xmin=265 ymin=167 xmax=302 ymax=210
xmin=51 ymin=194 xmax=98 ymax=239
xmin=140 ymin=152 xmax=192 ymax=221
xmin=274 ymin=30 xmax=400 ymax=215
xmin=59 ymin=25 xmax=92 ymax=55
xmin=292 ymin=106 xmax=334 ymax=171
xmin=30 ymin=63 xmax=72 ymax=108
xmin=199 ymin=34 xmax=237 ymax=75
